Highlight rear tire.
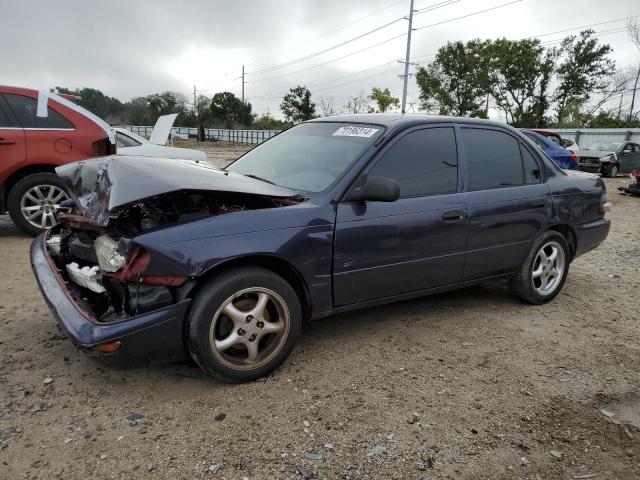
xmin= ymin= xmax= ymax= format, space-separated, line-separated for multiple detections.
xmin=187 ymin=267 xmax=302 ymax=382
xmin=509 ymin=231 xmax=570 ymax=305
xmin=7 ymin=173 xmax=70 ymax=236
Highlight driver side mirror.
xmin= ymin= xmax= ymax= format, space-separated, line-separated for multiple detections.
xmin=346 ymin=176 xmax=400 ymax=203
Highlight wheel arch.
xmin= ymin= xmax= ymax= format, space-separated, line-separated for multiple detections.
xmin=187 ymin=254 xmax=313 ymax=322
xmin=2 ymin=164 xmax=59 ymax=211
xmin=548 ymin=224 xmax=577 ymax=260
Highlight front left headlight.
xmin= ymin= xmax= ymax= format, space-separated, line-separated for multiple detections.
xmin=95 ymin=234 xmax=127 ymax=272
xmin=600 ymin=155 xmax=613 ymax=163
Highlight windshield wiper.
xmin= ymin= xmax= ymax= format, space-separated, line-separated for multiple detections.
xmin=244 ymin=174 xmax=276 ymax=185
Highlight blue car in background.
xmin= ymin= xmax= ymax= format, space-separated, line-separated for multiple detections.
xmin=521 ymin=130 xmax=579 ymax=170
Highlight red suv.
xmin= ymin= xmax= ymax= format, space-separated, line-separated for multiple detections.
xmin=0 ymin=86 xmax=115 ymax=235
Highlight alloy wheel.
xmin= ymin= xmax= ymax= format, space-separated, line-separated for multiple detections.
xmin=19 ymin=184 xmax=69 ymax=229
xmin=531 ymin=240 xmax=566 ymax=296
xmin=209 ymin=287 xmax=290 ymax=371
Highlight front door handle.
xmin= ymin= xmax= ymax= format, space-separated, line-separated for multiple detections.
xmin=442 ymin=211 xmax=465 ymax=222
xmin=0 ymin=138 xmax=16 ymax=145
xmin=529 ymin=200 xmax=546 ymax=208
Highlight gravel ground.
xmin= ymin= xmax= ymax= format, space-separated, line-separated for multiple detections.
xmin=1 ymin=142 xmax=639 ymax=479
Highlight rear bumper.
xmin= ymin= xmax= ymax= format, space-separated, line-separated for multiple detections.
xmin=573 ymin=218 xmax=610 ymax=258
xmin=30 ymin=233 xmax=190 ymax=361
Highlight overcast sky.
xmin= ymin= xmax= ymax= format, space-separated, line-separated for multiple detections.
xmin=2 ymin=0 xmax=639 ymax=119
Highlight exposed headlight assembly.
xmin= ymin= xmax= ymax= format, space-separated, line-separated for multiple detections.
xmin=95 ymin=234 xmax=127 ymax=272
xmin=600 ymin=155 xmax=613 ymax=163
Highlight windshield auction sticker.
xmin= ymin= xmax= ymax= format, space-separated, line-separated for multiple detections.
xmin=333 ymin=126 xmax=379 ymax=138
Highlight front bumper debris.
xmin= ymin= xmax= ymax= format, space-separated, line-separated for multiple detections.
xmin=30 ymin=232 xmax=190 ymax=361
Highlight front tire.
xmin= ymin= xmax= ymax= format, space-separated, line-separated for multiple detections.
xmin=187 ymin=267 xmax=302 ymax=382
xmin=603 ymin=163 xmax=619 ymax=178
xmin=7 ymin=173 xmax=70 ymax=236
xmin=510 ymin=231 xmax=570 ymax=305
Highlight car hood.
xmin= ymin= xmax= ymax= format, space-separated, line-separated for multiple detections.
xmin=55 ymin=155 xmax=297 ymax=226
xmin=576 ymin=149 xmax=615 ymax=158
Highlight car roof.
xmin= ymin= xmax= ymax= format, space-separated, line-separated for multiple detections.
xmin=307 ymin=113 xmax=513 ymax=130
xmin=0 ymin=85 xmax=40 ymax=97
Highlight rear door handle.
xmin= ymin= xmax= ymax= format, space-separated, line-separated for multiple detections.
xmin=442 ymin=211 xmax=465 ymax=222
xmin=0 ymin=138 xmax=15 ymax=145
xmin=529 ymin=200 xmax=547 ymax=208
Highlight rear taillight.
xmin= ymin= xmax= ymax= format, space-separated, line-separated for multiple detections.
xmin=599 ymin=193 xmax=611 ymax=216
xmin=571 ymin=153 xmax=580 ymax=164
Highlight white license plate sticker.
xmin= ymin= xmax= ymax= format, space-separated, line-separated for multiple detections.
xmin=333 ymin=126 xmax=379 ymax=138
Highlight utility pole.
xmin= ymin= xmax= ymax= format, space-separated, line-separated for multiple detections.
xmin=400 ymin=0 xmax=415 ymax=114
xmin=618 ymin=91 xmax=624 ymax=118
xmin=629 ymin=65 xmax=640 ymax=127
xmin=241 ymin=65 xmax=245 ymax=104
xmin=193 ymin=84 xmax=197 ymax=114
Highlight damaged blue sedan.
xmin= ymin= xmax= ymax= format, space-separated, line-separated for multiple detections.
xmin=31 ymin=115 xmax=610 ymax=381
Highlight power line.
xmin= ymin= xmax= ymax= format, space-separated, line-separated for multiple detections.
xmin=246 ymin=17 xmax=406 ymax=76
xmin=523 ymin=14 xmax=640 ymax=40
xmin=246 ymin=0 xmax=461 ymax=77
xmin=245 ymin=0 xmax=407 ymax=67
xmin=252 ymin=55 xmax=434 ymax=100
xmin=248 ymin=33 xmax=408 ymax=83
xmin=415 ymin=0 xmax=462 ymax=14
xmin=413 ymin=0 xmax=523 ymax=30
xmin=540 ymin=26 xmax=630 ymax=45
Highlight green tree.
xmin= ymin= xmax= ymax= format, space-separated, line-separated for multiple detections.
xmin=554 ymin=30 xmax=614 ymax=125
xmin=280 ymin=86 xmax=316 ymax=123
xmin=54 ymin=87 xmax=125 ymax=122
xmin=210 ymin=92 xmax=253 ymax=128
xmin=415 ymin=39 xmax=491 ymax=117
xmin=143 ymin=91 xmax=188 ymax=118
xmin=487 ymin=38 xmax=556 ymax=127
xmin=253 ymin=113 xmax=290 ymax=130
xmin=369 ymin=87 xmax=400 ymax=113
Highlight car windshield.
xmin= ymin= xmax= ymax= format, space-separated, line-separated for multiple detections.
xmin=226 ymin=122 xmax=383 ymax=194
xmin=584 ymin=142 xmax=623 ymax=151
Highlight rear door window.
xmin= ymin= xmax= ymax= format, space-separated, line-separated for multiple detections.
xmin=462 ymin=128 xmax=524 ymax=190
xmin=5 ymin=94 xmax=74 ymax=129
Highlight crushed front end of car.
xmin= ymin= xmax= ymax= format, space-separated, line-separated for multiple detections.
xmin=30 ymin=155 xmax=300 ymax=361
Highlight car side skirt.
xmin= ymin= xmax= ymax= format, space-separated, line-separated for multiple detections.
xmin=323 ymin=272 xmax=513 ymax=318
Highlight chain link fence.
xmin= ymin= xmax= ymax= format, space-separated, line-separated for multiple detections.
xmin=123 ymin=126 xmax=281 ymax=144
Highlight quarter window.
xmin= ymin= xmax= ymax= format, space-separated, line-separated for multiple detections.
xmin=5 ymin=94 xmax=74 ymax=129
xmin=462 ymin=128 xmax=524 ymax=190
xmin=367 ymin=127 xmax=458 ymax=197
xmin=521 ymin=145 xmax=542 ymax=184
